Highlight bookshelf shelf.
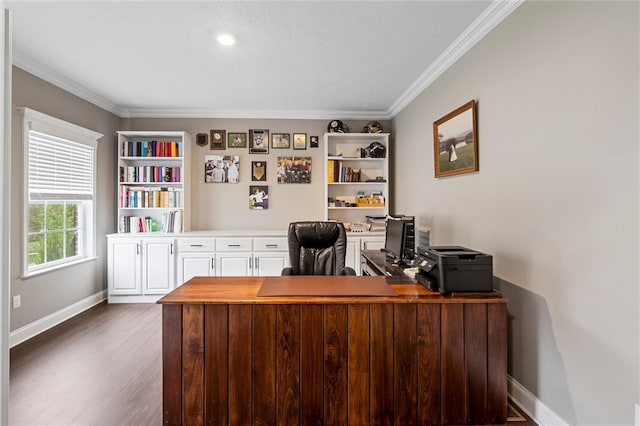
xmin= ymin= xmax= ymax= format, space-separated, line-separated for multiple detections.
xmin=117 ymin=131 xmax=191 ymax=233
xmin=323 ymin=132 xmax=389 ymax=226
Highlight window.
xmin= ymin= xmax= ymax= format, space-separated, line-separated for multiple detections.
xmin=20 ymin=108 xmax=102 ymax=276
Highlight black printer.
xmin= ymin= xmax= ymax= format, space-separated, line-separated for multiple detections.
xmin=415 ymin=246 xmax=493 ymax=294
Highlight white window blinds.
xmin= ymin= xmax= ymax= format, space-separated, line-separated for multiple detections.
xmin=28 ymin=130 xmax=95 ymax=200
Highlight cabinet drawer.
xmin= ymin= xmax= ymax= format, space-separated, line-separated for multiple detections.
xmin=253 ymin=237 xmax=288 ymax=251
xmin=216 ymin=237 xmax=252 ymax=252
xmin=177 ymin=237 xmax=216 ymax=252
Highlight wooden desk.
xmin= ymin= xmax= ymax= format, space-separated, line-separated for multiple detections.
xmin=158 ymin=276 xmax=507 ymax=425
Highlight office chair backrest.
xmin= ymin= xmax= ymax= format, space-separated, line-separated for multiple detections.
xmin=285 ymin=221 xmax=353 ymax=275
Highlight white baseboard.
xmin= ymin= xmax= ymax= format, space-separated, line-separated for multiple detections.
xmin=508 ymin=376 xmax=569 ymax=426
xmin=635 ymin=403 xmax=640 ymax=426
xmin=9 ymin=290 xmax=106 ymax=348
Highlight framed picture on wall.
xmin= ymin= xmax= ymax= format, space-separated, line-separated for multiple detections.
xmin=228 ymin=132 xmax=247 ymax=148
xmin=271 ymin=133 xmax=290 ymax=149
xmin=251 ymin=161 xmax=267 ymax=181
xmin=276 ymin=156 xmax=311 ymax=183
xmin=293 ymin=133 xmax=307 ymax=150
xmin=204 ymin=155 xmax=240 ymax=183
xmin=433 ymin=100 xmax=478 ymax=178
xmin=210 ymin=130 xmax=226 ymax=150
xmin=310 ymin=135 xmax=319 ymax=148
xmin=249 ymin=185 xmax=269 ymax=210
xmin=249 ymin=129 xmax=269 ymax=154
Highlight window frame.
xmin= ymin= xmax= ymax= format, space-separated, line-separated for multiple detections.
xmin=20 ymin=107 xmax=102 ymax=277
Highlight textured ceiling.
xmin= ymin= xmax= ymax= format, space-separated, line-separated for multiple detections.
xmin=6 ymin=1 xmax=522 ymax=119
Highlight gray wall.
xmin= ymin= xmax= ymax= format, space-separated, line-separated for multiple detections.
xmin=391 ymin=2 xmax=639 ymax=424
xmin=10 ymin=67 xmax=122 ymax=330
xmin=126 ymin=118 xmax=390 ymax=231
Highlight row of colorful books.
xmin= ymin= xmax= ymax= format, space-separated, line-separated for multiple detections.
xmin=122 ymin=140 xmax=182 ymax=158
xmin=119 ymin=186 xmax=182 ymax=208
xmin=327 ymin=160 xmax=362 ymax=182
xmin=118 ymin=210 xmax=183 ymax=233
xmin=119 ymin=166 xmax=182 ymax=183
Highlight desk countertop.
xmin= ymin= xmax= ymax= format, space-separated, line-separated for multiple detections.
xmin=157 ymin=275 xmax=504 ymax=305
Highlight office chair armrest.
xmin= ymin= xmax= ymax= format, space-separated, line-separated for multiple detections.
xmin=341 ymin=267 xmax=357 ymax=276
xmin=281 ymin=267 xmax=294 ymax=276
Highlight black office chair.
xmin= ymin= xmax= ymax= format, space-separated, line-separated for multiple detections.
xmin=282 ymin=221 xmax=356 ymax=276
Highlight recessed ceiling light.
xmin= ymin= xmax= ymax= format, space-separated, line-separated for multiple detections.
xmin=217 ymin=33 xmax=237 ymax=46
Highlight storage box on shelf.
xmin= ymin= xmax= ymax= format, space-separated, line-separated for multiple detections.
xmin=116 ymin=131 xmax=191 ymax=234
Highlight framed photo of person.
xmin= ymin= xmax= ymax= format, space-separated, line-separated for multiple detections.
xmin=276 ymin=156 xmax=312 ymax=183
xmin=249 ymin=185 xmax=269 ymax=210
xmin=228 ymin=132 xmax=247 ymax=148
xmin=249 ymin=129 xmax=269 ymax=154
xmin=210 ymin=130 xmax=226 ymax=150
xmin=251 ymin=161 xmax=267 ymax=181
xmin=271 ymin=133 xmax=290 ymax=149
xmin=204 ymin=155 xmax=240 ymax=183
xmin=293 ymin=133 xmax=307 ymax=150
xmin=433 ymin=100 xmax=478 ymax=178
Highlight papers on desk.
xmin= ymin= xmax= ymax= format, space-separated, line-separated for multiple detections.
xmin=403 ymin=267 xmax=419 ymax=278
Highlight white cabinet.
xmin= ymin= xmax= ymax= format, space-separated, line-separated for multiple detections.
xmin=107 ymin=235 xmax=175 ymax=302
xmin=324 ymin=132 xmax=389 ymax=226
xmin=176 ymin=237 xmax=216 ymax=285
xmin=216 ymin=237 xmax=253 ymax=276
xmin=108 ymin=237 xmax=142 ymax=296
xmin=116 ymin=131 xmax=191 ymax=233
xmin=142 ymin=238 xmax=175 ymax=294
xmin=361 ymin=235 xmax=385 ymax=251
xmin=108 ymin=232 xmax=288 ymax=302
xmin=345 ymin=234 xmax=386 ymax=275
xmin=216 ymin=236 xmax=289 ymax=276
xmin=345 ymin=238 xmax=360 ymax=274
xmin=253 ymin=237 xmax=289 ymax=276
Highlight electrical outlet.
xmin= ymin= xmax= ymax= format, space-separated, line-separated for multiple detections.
xmin=12 ymin=295 xmax=21 ymax=309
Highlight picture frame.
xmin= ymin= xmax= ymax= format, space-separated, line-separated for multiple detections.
xmin=310 ymin=135 xmax=319 ymax=148
xmin=271 ymin=133 xmax=290 ymax=149
xmin=433 ymin=100 xmax=478 ymax=178
xmin=251 ymin=161 xmax=267 ymax=181
xmin=228 ymin=132 xmax=247 ymax=148
xmin=277 ymin=156 xmax=312 ymax=183
xmin=204 ymin=155 xmax=240 ymax=183
xmin=249 ymin=129 xmax=269 ymax=154
xmin=210 ymin=130 xmax=226 ymax=150
xmin=249 ymin=185 xmax=269 ymax=210
xmin=195 ymin=132 xmax=208 ymax=147
xmin=293 ymin=133 xmax=307 ymax=150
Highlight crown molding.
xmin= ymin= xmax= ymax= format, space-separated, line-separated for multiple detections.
xmin=120 ymin=107 xmax=391 ymax=121
xmin=12 ymin=49 xmax=128 ymax=117
xmin=386 ymin=0 xmax=525 ymax=118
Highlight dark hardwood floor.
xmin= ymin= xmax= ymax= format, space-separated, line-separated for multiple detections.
xmin=10 ymin=302 xmax=536 ymax=426
xmin=10 ymin=303 xmax=162 ymax=426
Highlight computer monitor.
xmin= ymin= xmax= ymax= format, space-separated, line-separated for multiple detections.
xmin=384 ymin=217 xmax=407 ymax=265
xmin=384 ymin=215 xmax=416 ymax=265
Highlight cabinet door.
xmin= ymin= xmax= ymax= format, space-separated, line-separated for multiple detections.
xmin=217 ymin=252 xmax=252 ymax=276
xmin=142 ymin=238 xmax=175 ymax=294
xmin=254 ymin=252 xmax=289 ymax=276
xmin=177 ymin=253 xmax=215 ymax=285
xmin=345 ymin=238 xmax=360 ymax=275
xmin=361 ymin=237 xmax=385 ymax=251
xmin=108 ymin=239 xmax=142 ymax=295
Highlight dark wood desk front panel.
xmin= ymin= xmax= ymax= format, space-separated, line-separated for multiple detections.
xmin=159 ymin=277 xmax=507 ymax=425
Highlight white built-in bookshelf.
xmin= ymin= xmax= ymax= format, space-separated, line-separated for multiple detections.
xmin=116 ymin=131 xmax=191 ymax=233
xmin=323 ymin=132 xmax=390 ymax=230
